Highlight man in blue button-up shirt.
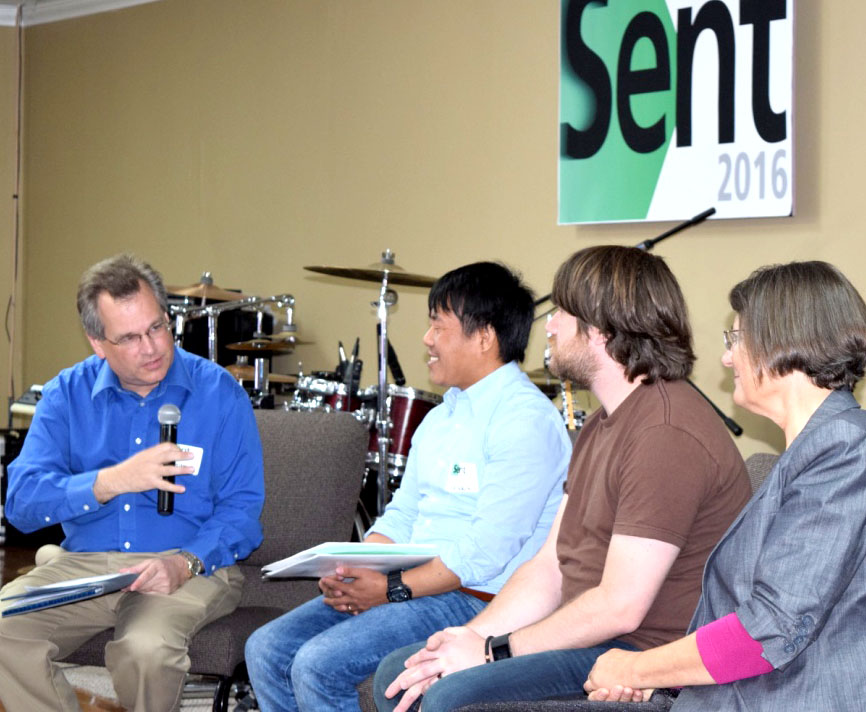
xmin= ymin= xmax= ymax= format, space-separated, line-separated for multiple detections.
xmin=0 ymin=254 xmax=264 ymax=712
xmin=244 ymin=261 xmax=571 ymax=712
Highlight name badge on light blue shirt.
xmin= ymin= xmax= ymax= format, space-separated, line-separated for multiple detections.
xmin=445 ymin=462 xmax=479 ymax=493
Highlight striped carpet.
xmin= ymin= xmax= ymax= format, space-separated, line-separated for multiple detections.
xmin=0 ymin=665 xmax=239 ymax=711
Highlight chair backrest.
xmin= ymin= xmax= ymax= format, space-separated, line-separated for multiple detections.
xmin=744 ymin=452 xmax=778 ymax=493
xmin=239 ymin=409 xmax=369 ymax=609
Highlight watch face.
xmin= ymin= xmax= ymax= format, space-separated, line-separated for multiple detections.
xmin=386 ymin=571 xmax=412 ymax=602
xmin=388 ymin=586 xmax=411 ymax=603
xmin=182 ymin=551 xmax=202 ymax=576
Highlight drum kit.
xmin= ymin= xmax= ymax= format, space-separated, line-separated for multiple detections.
xmin=165 ymin=254 xmax=448 ymax=536
xmin=168 ymin=252 xmax=579 ymax=540
xmin=166 ymin=273 xmax=300 ymax=408
xmin=298 ymin=250 xmax=444 ymax=534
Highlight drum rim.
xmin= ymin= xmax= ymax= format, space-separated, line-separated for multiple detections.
xmin=362 ymin=384 xmax=442 ymax=403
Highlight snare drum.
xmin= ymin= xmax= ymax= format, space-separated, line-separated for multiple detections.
xmin=365 ymin=384 xmax=442 ymax=474
xmin=290 ymin=376 xmax=362 ymax=413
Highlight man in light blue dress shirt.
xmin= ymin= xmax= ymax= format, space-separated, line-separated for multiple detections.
xmin=0 ymin=254 xmax=264 ymax=712
xmin=244 ymin=261 xmax=571 ymax=712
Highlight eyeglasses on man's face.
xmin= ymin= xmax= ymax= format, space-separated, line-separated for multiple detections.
xmin=103 ymin=320 xmax=172 ymax=350
xmin=722 ymin=329 xmax=743 ymax=351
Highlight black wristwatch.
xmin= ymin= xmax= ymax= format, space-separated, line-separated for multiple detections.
xmin=487 ymin=633 xmax=513 ymax=662
xmin=386 ymin=570 xmax=413 ymax=602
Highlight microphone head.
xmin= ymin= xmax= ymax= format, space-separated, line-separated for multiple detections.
xmin=158 ymin=403 xmax=181 ymax=426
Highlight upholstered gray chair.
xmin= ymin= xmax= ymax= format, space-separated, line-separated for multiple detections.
xmin=61 ymin=409 xmax=369 ymax=712
xmin=358 ymin=452 xmax=779 ymax=712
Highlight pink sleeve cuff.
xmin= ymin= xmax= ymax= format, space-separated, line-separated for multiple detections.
xmin=696 ymin=613 xmax=774 ymax=684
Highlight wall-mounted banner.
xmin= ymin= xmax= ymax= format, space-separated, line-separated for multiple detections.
xmin=559 ymin=0 xmax=794 ymax=224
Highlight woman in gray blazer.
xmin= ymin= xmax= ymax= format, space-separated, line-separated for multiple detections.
xmin=584 ymin=260 xmax=866 ymax=711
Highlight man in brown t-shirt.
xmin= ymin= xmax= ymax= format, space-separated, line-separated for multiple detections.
xmin=375 ymin=245 xmax=752 ymax=711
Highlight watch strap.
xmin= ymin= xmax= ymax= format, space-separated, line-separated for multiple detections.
xmin=387 ymin=570 xmax=403 ymax=590
xmin=386 ymin=569 xmax=413 ymax=602
xmin=179 ymin=550 xmax=203 ymax=577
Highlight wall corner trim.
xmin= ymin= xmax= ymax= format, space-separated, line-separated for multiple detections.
xmin=0 ymin=0 xmax=162 ymax=27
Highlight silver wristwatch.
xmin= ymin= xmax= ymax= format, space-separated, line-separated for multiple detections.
xmin=179 ymin=550 xmax=204 ymax=577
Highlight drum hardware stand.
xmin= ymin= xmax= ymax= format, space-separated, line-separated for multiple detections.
xmin=253 ymin=308 xmax=267 ymax=340
xmin=301 ymin=252 xmax=438 ymax=519
xmin=170 ymin=294 xmax=295 ymax=362
xmin=196 ymin=271 xmax=214 ymax=305
xmin=273 ymin=296 xmax=297 ymax=338
xmin=249 ymin=357 xmax=275 ymax=409
xmin=233 ymin=354 xmax=250 ymax=378
xmin=373 ymin=250 xmax=398 ymax=517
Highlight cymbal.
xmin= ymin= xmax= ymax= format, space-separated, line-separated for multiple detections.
xmin=304 ymin=262 xmax=437 ymax=288
xmin=226 ymin=339 xmax=297 ymax=353
xmin=225 ymin=364 xmax=296 ymax=384
xmin=167 ymin=282 xmax=249 ymax=302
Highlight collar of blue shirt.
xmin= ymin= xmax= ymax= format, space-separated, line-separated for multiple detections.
xmin=90 ymin=346 xmax=194 ymax=401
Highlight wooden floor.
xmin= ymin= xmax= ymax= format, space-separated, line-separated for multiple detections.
xmin=0 ymin=543 xmax=37 ymax=588
xmin=0 ymin=689 xmax=125 ymax=712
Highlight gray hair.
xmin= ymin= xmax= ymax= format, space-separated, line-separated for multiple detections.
xmin=77 ymin=254 xmax=168 ymax=339
xmin=729 ymin=261 xmax=866 ymax=390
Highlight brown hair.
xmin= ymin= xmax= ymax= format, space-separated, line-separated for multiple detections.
xmin=551 ymin=245 xmax=695 ymax=383
xmin=77 ymin=254 xmax=168 ymax=339
xmin=729 ymin=261 xmax=866 ymax=390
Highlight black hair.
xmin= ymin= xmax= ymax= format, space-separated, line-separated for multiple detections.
xmin=428 ymin=261 xmax=534 ymax=363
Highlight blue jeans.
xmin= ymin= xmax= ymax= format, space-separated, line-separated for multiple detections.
xmin=374 ymin=639 xmax=639 ymax=712
xmin=244 ymin=592 xmax=487 ymax=712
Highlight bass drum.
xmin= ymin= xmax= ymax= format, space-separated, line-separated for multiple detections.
xmin=354 ymin=384 xmax=442 ymax=535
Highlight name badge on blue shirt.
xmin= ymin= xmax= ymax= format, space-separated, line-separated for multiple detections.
xmin=446 ymin=462 xmax=479 ymax=493
xmin=177 ymin=444 xmax=204 ymax=475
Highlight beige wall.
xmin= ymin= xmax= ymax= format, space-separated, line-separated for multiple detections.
xmin=0 ymin=25 xmax=21 ymax=427
xmin=14 ymin=0 xmax=866 ymax=456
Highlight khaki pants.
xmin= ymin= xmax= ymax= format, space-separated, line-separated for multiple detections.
xmin=0 ymin=546 xmax=243 ymax=712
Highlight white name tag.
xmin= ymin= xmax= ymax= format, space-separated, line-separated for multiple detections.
xmin=445 ymin=462 xmax=479 ymax=493
xmin=176 ymin=444 xmax=204 ymax=476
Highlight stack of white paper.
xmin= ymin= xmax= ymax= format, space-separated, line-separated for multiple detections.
xmin=262 ymin=542 xmax=438 ymax=579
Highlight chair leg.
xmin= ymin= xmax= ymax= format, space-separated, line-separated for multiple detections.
xmin=211 ymin=663 xmax=254 ymax=712
xmin=212 ymin=675 xmax=233 ymax=712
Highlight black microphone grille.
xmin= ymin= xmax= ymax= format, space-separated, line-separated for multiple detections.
xmin=157 ymin=403 xmax=181 ymax=425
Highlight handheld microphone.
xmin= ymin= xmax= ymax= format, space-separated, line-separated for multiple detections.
xmin=157 ymin=403 xmax=181 ymax=515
